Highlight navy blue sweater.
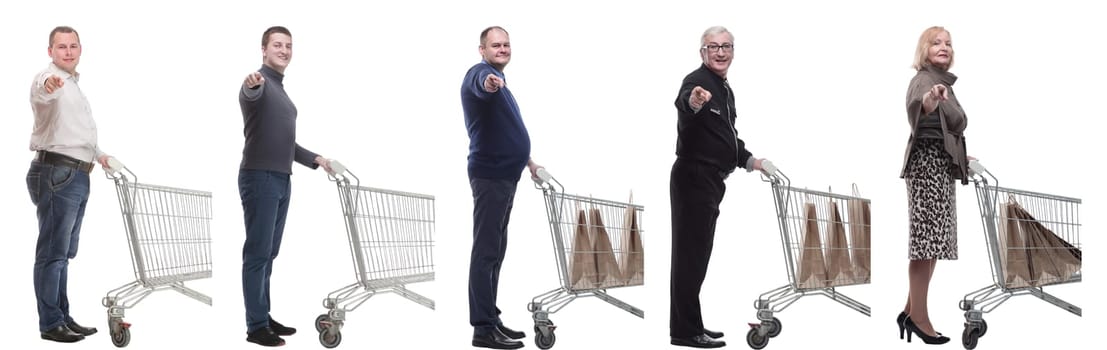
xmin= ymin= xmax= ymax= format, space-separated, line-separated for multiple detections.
xmin=461 ymin=61 xmax=531 ymax=181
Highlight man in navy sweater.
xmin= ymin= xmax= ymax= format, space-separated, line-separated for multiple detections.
xmin=237 ymin=26 xmax=333 ymax=347
xmin=461 ymin=26 xmax=543 ymax=350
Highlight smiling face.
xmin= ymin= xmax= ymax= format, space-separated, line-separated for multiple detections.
xmin=927 ymin=30 xmax=953 ymax=69
xmin=263 ymin=33 xmax=292 ymax=73
xmin=479 ymin=28 xmax=511 ymax=71
xmin=49 ymin=31 xmax=81 ymax=74
xmin=700 ymin=31 xmax=734 ymax=78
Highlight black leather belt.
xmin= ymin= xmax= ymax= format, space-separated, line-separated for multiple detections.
xmin=36 ymin=151 xmax=94 ymax=173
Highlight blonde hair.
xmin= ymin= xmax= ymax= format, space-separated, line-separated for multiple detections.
xmin=912 ymin=26 xmax=953 ymax=71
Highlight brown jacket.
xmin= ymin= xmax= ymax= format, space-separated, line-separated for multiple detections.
xmin=900 ymin=66 xmax=969 ymax=184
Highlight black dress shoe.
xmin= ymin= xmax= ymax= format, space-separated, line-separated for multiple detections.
xmin=247 ymin=327 xmax=285 ymax=347
xmin=269 ymin=317 xmax=296 ymax=336
xmin=704 ymin=328 xmax=724 ymax=339
xmin=496 ymin=323 xmax=525 ymax=340
xmin=472 ymin=330 xmax=524 ymax=349
xmin=67 ymin=320 xmax=98 ymax=336
xmin=671 ymin=334 xmax=726 ymax=348
xmin=41 ymin=325 xmax=84 ymax=343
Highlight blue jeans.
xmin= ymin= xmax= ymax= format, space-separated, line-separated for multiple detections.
xmin=468 ymin=177 xmax=517 ymax=336
xmin=238 ymin=169 xmax=292 ymax=333
xmin=27 ymin=161 xmax=91 ymax=332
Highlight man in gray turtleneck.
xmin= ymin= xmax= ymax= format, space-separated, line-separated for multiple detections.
xmin=237 ymin=25 xmax=333 ymax=347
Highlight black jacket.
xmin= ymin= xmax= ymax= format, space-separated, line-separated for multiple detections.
xmin=674 ymin=64 xmax=754 ymax=175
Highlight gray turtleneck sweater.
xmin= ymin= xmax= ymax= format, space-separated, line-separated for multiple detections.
xmin=238 ymin=64 xmax=319 ymax=174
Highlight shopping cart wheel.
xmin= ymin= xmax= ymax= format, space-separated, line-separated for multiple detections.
xmin=961 ymin=326 xmax=981 ymax=350
xmin=976 ymin=319 xmax=987 ymax=337
xmin=766 ymin=317 xmax=782 ymax=338
xmin=111 ymin=327 xmax=131 ymax=348
xmin=746 ymin=328 xmax=769 ymax=349
xmin=534 ymin=329 xmax=556 ymax=349
xmin=315 ymin=314 xmax=329 ymax=333
xmin=320 ymin=327 xmax=342 ymax=349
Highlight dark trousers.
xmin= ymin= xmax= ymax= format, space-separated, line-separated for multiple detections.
xmin=468 ymin=177 xmax=517 ymax=336
xmin=27 ymin=161 xmax=91 ymax=332
xmin=669 ymin=159 xmax=727 ymax=338
xmin=238 ymin=169 xmax=292 ymax=333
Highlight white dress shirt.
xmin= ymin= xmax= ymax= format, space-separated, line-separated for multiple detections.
xmin=29 ymin=63 xmax=102 ymax=163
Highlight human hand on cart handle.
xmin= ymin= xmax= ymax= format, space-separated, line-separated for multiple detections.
xmin=315 ymin=156 xmax=334 ymax=174
xmin=98 ymin=155 xmax=113 ymax=170
xmin=753 ymin=158 xmax=777 ymax=174
xmin=484 ymin=74 xmax=505 ymax=93
xmin=527 ymin=159 xmax=544 ymax=181
xmin=244 ymin=72 xmax=265 ymax=89
xmin=689 ymin=86 xmax=712 ymax=110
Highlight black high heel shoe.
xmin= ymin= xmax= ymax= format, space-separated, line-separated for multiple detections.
xmin=897 ymin=312 xmax=908 ymax=340
xmin=903 ymin=317 xmax=950 ymax=345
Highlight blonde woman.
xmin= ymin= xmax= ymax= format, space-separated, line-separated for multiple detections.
xmin=897 ymin=26 xmax=974 ymax=345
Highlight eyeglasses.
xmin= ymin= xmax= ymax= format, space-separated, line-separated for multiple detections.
xmin=702 ymin=44 xmax=734 ymax=53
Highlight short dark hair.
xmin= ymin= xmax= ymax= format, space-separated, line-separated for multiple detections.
xmin=262 ymin=26 xmax=291 ymax=47
xmin=480 ymin=26 xmax=508 ymax=46
xmin=49 ymin=26 xmax=80 ymax=47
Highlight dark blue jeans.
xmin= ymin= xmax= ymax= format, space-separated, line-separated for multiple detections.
xmin=27 ymin=161 xmax=91 ymax=332
xmin=468 ymin=177 xmax=518 ymax=336
xmin=238 ymin=169 xmax=292 ymax=333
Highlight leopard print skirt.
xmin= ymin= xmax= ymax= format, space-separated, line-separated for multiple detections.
xmin=905 ymin=138 xmax=958 ymax=260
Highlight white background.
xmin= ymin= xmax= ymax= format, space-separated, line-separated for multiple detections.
xmin=0 ymin=0 xmax=1101 ymax=349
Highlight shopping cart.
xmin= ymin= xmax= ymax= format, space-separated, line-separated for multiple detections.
xmin=100 ymin=158 xmax=213 ymax=348
xmin=313 ymin=161 xmax=435 ymax=348
xmin=746 ymin=162 xmax=872 ymax=349
xmin=958 ymin=160 xmax=1081 ymax=350
xmin=527 ymin=168 xmax=645 ymax=349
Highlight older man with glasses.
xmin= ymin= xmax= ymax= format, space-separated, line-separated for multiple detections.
xmin=669 ymin=25 xmax=771 ymax=349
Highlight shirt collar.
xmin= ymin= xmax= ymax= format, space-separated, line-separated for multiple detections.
xmin=48 ymin=63 xmax=79 ymax=82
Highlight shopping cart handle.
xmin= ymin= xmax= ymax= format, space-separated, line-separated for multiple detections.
xmin=104 ymin=157 xmax=125 ymax=175
xmin=328 ymin=159 xmax=347 ymax=177
xmin=968 ymin=159 xmax=986 ymax=177
xmin=760 ymin=159 xmax=778 ymax=176
xmin=535 ymin=167 xmax=553 ymax=184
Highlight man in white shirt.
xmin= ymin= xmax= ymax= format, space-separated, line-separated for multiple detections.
xmin=27 ymin=25 xmax=112 ymax=343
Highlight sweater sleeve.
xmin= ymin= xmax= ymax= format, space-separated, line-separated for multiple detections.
xmin=466 ymin=66 xmax=497 ymax=100
xmin=674 ymin=75 xmax=710 ymax=118
xmin=905 ymin=73 xmax=935 ymax=132
xmin=294 ymin=143 xmax=320 ymax=169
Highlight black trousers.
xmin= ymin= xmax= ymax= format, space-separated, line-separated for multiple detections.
xmin=669 ymin=158 xmax=727 ymax=338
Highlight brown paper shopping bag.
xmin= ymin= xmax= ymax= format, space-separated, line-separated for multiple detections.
xmin=847 ymin=187 xmax=871 ymax=284
xmin=1000 ymin=200 xmax=1033 ymax=288
xmin=796 ymin=201 xmax=828 ymax=289
xmin=568 ymin=208 xmax=597 ymax=290
xmin=619 ymin=193 xmax=644 ymax=286
xmin=590 ymin=208 xmax=625 ymax=288
xmin=824 ymin=201 xmax=854 ymax=286
xmin=1010 ymin=203 xmax=1081 ymax=286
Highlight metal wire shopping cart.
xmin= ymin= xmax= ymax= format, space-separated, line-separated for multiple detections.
xmin=746 ymin=163 xmax=872 ymax=349
xmin=100 ymin=158 xmax=213 ymax=348
xmin=313 ymin=161 xmax=435 ymax=348
xmin=958 ymin=160 xmax=1082 ymax=350
xmin=527 ymin=168 xmax=645 ymax=349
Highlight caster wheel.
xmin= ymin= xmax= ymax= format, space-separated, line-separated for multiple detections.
xmin=315 ymin=314 xmax=329 ymax=333
xmin=112 ymin=328 xmax=131 ymax=348
xmin=962 ymin=326 xmax=980 ymax=350
xmin=766 ymin=317 xmax=782 ymax=338
xmin=535 ymin=329 xmax=556 ymax=349
xmin=746 ymin=328 xmax=769 ymax=350
xmin=977 ymin=319 xmax=987 ymax=337
xmin=320 ymin=328 xmax=342 ymax=349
